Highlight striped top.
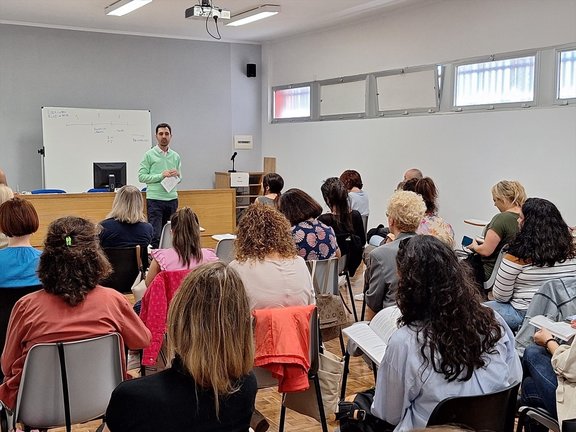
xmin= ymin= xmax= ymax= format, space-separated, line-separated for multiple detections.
xmin=493 ymin=254 xmax=576 ymax=310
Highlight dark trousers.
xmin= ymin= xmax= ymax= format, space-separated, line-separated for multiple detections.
xmin=147 ymin=198 xmax=178 ymax=248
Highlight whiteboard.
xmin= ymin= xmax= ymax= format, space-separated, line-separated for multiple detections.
xmin=41 ymin=107 xmax=152 ymax=192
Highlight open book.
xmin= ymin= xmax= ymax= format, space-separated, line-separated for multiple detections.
xmin=529 ymin=315 xmax=576 ymax=342
xmin=342 ymin=306 xmax=400 ymax=367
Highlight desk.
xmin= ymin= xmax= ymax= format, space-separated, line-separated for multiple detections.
xmin=22 ymin=189 xmax=235 ymax=249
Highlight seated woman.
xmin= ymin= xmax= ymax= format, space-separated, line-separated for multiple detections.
xmin=229 ymin=204 xmax=315 ymax=310
xmin=486 ymin=198 xmax=576 ymax=332
xmin=520 ymin=321 xmax=576 ymax=429
xmin=145 ymin=207 xmax=218 ymax=286
xmin=104 ymin=262 xmax=257 ymax=431
xmin=318 ymin=177 xmax=366 ymax=276
xmin=278 ymin=188 xmax=339 ymax=260
xmin=367 ymin=235 xmax=521 ymax=430
xmin=255 ymin=172 xmax=284 ymax=207
xmin=467 ymin=180 xmax=527 ymax=284
xmin=0 ymin=216 xmax=151 ymax=410
xmin=0 ymin=185 xmax=14 ymax=250
xmin=0 ymin=197 xmax=41 ymax=287
xmin=340 ymin=169 xmax=369 ymax=217
xmin=402 ymin=177 xmax=454 ymax=247
xmin=99 ymin=185 xmax=154 ymax=249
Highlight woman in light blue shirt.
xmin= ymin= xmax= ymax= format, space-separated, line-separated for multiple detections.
xmin=371 ymin=235 xmax=521 ymax=431
xmin=0 ymin=198 xmax=42 ymax=287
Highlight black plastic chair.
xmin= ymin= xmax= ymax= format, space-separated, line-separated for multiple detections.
xmin=427 ymin=383 xmax=520 ymax=432
xmin=101 ymin=245 xmax=146 ymax=293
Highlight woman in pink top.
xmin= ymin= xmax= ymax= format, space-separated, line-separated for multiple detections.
xmin=145 ymin=207 xmax=217 ymax=286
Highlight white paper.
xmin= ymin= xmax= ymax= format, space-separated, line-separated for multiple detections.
xmin=211 ymin=233 xmax=237 ymax=241
xmin=529 ymin=315 xmax=576 ymax=341
xmin=161 ymin=175 xmax=180 ymax=193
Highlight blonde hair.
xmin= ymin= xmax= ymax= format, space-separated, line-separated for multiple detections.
xmin=171 ymin=207 xmax=202 ymax=266
xmin=387 ymin=190 xmax=426 ymax=232
xmin=0 ymin=185 xmax=14 ymax=205
xmin=491 ymin=180 xmax=527 ymax=207
xmin=167 ymin=262 xmax=254 ymax=415
xmin=235 ymin=203 xmax=297 ymax=262
xmin=106 ymin=185 xmax=146 ymax=223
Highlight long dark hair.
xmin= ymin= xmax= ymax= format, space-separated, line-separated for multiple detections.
xmin=321 ymin=177 xmax=352 ymax=231
xmin=507 ymin=198 xmax=575 ymax=267
xmin=402 ymin=177 xmax=438 ymax=214
xmin=396 ymin=235 xmax=502 ymax=382
xmin=171 ymin=207 xmax=203 ymax=267
xmin=278 ymin=188 xmax=322 ymax=225
xmin=39 ymin=217 xmax=112 ymax=306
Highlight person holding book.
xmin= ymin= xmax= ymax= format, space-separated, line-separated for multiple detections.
xmin=485 ymin=198 xmax=576 ymax=332
xmin=520 ymin=320 xmax=576 ymax=430
xmin=363 ymin=235 xmax=521 ymax=431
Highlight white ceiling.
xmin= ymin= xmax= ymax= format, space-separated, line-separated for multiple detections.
xmin=0 ymin=0 xmax=423 ymax=43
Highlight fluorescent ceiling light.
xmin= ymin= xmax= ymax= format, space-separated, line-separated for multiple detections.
xmin=226 ymin=4 xmax=280 ymax=27
xmin=105 ymin=0 xmax=153 ymax=16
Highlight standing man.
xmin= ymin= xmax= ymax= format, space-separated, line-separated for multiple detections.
xmin=139 ymin=123 xmax=181 ymax=248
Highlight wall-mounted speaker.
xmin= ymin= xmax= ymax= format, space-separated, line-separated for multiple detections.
xmin=246 ymin=63 xmax=256 ymax=78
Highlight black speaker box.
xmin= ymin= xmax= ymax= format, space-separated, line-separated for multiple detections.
xmin=246 ymin=63 xmax=256 ymax=77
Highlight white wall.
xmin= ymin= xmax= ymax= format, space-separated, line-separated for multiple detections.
xmin=261 ymin=0 xmax=576 ymax=242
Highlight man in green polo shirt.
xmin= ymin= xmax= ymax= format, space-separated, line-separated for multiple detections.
xmin=138 ymin=123 xmax=181 ymax=248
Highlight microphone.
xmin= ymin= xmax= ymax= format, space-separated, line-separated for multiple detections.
xmin=231 ymin=152 xmax=238 ymax=161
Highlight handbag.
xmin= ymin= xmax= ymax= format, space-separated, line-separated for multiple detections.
xmin=283 ymin=349 xmax=344 ymax=422
xmin=337 ymin=389 xmax=394 ymax=432
xmin=0 ymin=401 xmax=14 ymax=432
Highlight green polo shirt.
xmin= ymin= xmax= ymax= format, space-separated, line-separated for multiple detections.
xmin=138 ymin=146 xmax=181 ymax=201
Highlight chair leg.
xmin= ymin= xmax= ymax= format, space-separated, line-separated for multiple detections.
xmin=279 ymin=395 xmax=287 ymax=432
xmin=341 ymin=351 xmax=351 ymax=400
xmin=313 ymin=374 xmax=329 ymax=432
xmin=339 ymin=291 xmax=353 ymax=314
xmin=345 ymin=273 xmax=358 ymax=322
xmin=339 ymin=330 xmax=345 ymax=355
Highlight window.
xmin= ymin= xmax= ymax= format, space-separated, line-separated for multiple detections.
xmin=558 ymin=49 xmax=576 ymax=100
xmin=376 ymin=69 xmax=438 ymax=112
xmin=273 ymin=86 xmax=310 ymax=119
xmin=454 ymin=55 xmax=536 ymax=107
xmin=320 ymin=80 xmax=365 ymax=116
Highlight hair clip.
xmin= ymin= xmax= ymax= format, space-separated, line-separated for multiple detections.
xmin=65 ymin=236 xmax=72 ymax=247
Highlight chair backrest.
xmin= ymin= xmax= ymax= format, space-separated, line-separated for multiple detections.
xmin=426 ymin=383 xmax=519 ymax=432
xmin=484 ymin=244 xmax=507 ymax=291
xmin=86 ymin=188 xmax=109 ymax=193
xmin=158 ymin=221 xmax=172 ymax=249
xmin=0 ymin=285 xmax=42 ymax=371
xmin=30 ymin=189 xmax=66 ymax=194
xmin=361 ymin=215 xmax=368 ymax=237
xmin=215 ymin=238 xmax=236 ymax=264
xmin=101 ymin=245 xmax=143 ymax=293
xmin=306 ymin=257 xmax=339 ymax=296
xmin=15 ymin=333 xmax=123 ymax=430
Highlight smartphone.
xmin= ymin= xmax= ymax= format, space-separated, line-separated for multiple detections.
xmin=462 ymin=236 xmax=473 ymax=247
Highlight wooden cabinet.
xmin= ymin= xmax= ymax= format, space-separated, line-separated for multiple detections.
xmin=215 ymin=171 xmax=263 ymax=221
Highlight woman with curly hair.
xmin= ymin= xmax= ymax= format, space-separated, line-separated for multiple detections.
xmin=368 ymin=235 xmax=521 ymax=431
xmin=278 ymin=188 xmax=339 ymax=260
xmin=0 ymin=216 xmax=151 ymax=410
xmin=485 ymin=198 xmax=576 ymax=331
xmin=229 ymin=203 xmax=314 ymax=310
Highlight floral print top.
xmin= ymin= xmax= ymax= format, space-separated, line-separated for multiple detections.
xmin=417 ymin=214 xmax=455 ymax=247
xmin=292 ymin=218 xmax=339 ymax=261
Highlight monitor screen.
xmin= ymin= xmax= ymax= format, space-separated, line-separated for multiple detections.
xmin=93 ymin=162 xmax=127 ymax=190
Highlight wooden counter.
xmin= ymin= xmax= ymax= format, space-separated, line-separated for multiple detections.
xmin=21 ymin=189 xmax=236 ymax=249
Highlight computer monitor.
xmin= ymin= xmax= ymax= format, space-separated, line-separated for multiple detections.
xmin=93 ymin=162 xmax=127 ymax=191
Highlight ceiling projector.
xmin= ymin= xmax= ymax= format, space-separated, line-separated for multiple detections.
xmin=185 ymin=4 xmax=231 ymax=19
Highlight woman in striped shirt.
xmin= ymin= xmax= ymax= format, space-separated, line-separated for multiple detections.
xmin=485 ymin=198 xmax=576 ymax=332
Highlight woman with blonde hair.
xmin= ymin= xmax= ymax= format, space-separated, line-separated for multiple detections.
xmin=230 ymin=203 xmax=315 ymax=310
xmin=104 ymin=262 xmax=257 ymax=431
xmin=467 ymin=180 xmax=526 ymax=284
xmin=145 ymin=207 xmax=217 ymax=286
xmin=99 ymin=185 xmax=153 ymax=249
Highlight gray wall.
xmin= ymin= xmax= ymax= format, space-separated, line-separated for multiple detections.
xmin=0 ymin=24 xmax=262 ymax=192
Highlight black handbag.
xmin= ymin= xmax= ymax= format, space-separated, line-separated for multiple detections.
xmin=336 ymin=390 xmax=394 ymax=432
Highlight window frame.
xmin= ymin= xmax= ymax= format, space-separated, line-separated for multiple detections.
xmin=318 ymin=74 xmax=368 ymax=121
xmin=450 ymin=50 xmax=539 ymax=111
xmin=555 ymin=46 xmax=576 ymax=105
xmin=271 ymin=83 xmax=313 ymax=123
